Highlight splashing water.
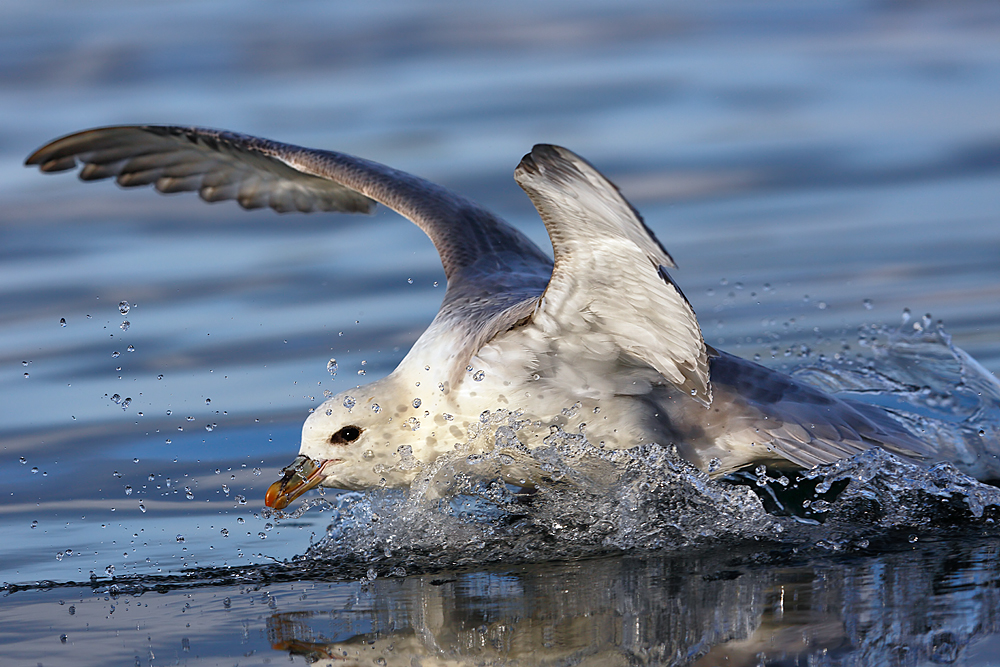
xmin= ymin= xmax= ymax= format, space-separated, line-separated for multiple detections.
xmin=268 ymin=326 xmax=1000 ymax=573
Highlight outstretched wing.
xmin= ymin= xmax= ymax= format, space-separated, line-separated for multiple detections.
xmin=514 ymin=144 xmax=712 ymax=406
xmin=26 ymin=126 xmax=555 ymax=363
xmin=26 ymin=125 xmax=552 ymax=282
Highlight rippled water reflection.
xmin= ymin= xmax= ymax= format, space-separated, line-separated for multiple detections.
xmin=2 ymin=0 xmax=1000 ymax=665
xmin=5 ymin=537 xmax=1000 ymax=666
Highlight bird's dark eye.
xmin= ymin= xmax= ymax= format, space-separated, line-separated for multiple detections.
xmin=330 ymin=425 xmax=362 ymax=445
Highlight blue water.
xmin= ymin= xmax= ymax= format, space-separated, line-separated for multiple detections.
xmin=2 ymin=1 xmax=1000 ymax=665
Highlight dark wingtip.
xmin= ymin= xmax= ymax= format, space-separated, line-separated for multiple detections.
xmin=516 ymin=144 xmax=574 ymax=181
xmin=516 ymin=151 xmax=538 ymax=176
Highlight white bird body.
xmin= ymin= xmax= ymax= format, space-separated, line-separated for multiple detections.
xmin=26 ymin=126 xmax=991 ymax=508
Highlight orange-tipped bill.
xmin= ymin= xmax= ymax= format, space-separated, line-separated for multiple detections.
xmin=264 ymin=455 xmax=335 ymax=510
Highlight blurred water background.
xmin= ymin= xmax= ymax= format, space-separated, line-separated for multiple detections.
xmin=2 ymin=1 xmax=1000 ymax=665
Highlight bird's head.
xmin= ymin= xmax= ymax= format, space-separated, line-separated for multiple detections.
xmin=264 ymin=381 xmax=439 ymax=509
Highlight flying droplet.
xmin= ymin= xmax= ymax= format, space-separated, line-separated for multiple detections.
xmin=343 ymin=396 xmax=356 ymax=410
xmin=412 ymin=398 xmax=422 ymax=408
xmin=60 ymin=318 xmax=67 ymax=327
xmin=473 ymin=370 xmax=485 ymax=382
xmin=119 ymin=301 xmax=130 ymax=315
xmin=327 ymin=359 xmax=338 ymax=375
xmin=120 ymin=321 xmax=130 ymax=331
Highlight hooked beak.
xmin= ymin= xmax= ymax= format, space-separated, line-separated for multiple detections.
xmin=264 ymin=455 xmax=337 ymax=509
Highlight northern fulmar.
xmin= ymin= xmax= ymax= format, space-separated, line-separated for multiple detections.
xmin=26 ymin=126 xmax=994 ymax=509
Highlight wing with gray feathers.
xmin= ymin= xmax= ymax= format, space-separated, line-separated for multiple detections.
xmin=711 ymin=352 xmax=935 ymax=469
xmin=514 ymin=144 xmax=712 ymax=406
xmin=26 ymin=125 xmax=554 ymax=353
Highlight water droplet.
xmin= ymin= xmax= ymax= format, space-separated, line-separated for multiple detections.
xmin=186 ymin=416 xmax=195 ymax=422
xmin=119 ymin=301 xmax=130 ymax=315
xmin=708 ymin=457 xmax=721 ymax=473
xmin=863 ymin=298 xmax=873 ymax=310
xmin=407 ymin=277 xmax=413 ymax=284
xmin=60 ymin=318 xmax=67 ymax=327
xmin=220 ymin=528 xmax=229 ymax=537
xmin=371 ymin=403 xmax=381 ymax=413
xmin=23 ymin=372 xmax=28 ymax=379
xmin=127 ymin=345 xmax=135 ymax=353
xmin=901 ymin=307 xmax=911 ymax=324
xmin=120 ymin=320 xmax=130 ymax=331
xmin=175 ymin=534 xmax=185 ymax=543
xmin=908 ymin=534 xmax=918 ymax=543
xmin=205 ymin=424 xmax=214 ymax=432
xmin=980 ymin=429 xmax=986 ymax=437
xmin=327 ymin=359 xmax=338 ymax=375
xmin=19 ymin=457 xmax=26 ymax=464
xmin=124 ymin=485 xmax=132 ymax=496
xmin=121 ymin=397 xmax=131 ymax=410
xmin=258 ymin=532 xmax=267 ymax=539
xmin=442 ymin=413 xmax=454 ymax=421
xmin=473 ymin=370 xmax=485 ymax=382
xmin=223 ymin=597 xmax=231 ymax=608
xmin=433 ymin=281 xmax=439 ymax=288
xmin=412 ymin=398 xmax=422 ymax=408
xmin=185 ymin=487 xmax=194 ymax=499
xmin=357 ymin=369 xmax=366 ymax=376
xmin=30 ymin=520 xmax=38 ymax=529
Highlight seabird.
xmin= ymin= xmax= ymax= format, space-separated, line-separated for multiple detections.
xmin=27 ymin=126 xmax=981 ymax=509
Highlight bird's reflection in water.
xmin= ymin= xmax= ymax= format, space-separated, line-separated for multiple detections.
xmin=266 ymin=538 xmax=1000 ymax=666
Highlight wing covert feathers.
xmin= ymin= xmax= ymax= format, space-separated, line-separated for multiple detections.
xmin=515 ymin=144 xmax=712 ymax=405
